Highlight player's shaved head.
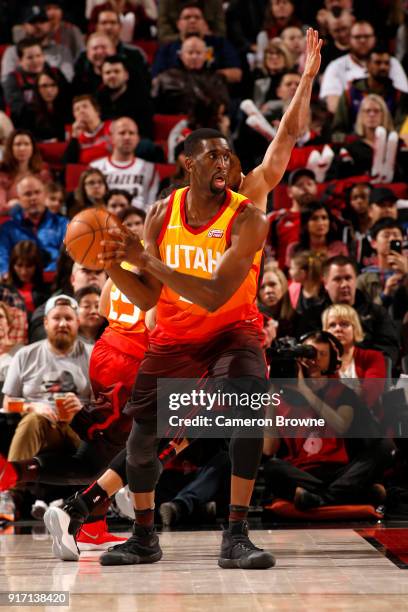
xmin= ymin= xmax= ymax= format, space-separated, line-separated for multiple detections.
xmin=184 ymin=128 xmax=227 ymax=157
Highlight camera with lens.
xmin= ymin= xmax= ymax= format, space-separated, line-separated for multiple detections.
xmin=266 ymin=337 xmax=317 ymax=378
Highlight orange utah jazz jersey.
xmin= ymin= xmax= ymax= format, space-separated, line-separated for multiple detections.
xmin=103 ymin=262 xmax=149 ymax=358
xmin=152 ymin=187 xmax=263 ymax=343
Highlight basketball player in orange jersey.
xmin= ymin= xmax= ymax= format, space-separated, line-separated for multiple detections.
xmin=67 ymin=30 xmax=321 ymax=570
xmin=39 ymin=29 xmax=322 ymax=564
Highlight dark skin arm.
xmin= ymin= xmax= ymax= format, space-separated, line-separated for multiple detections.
xmin=100 ymin=204 xmax=268 ymax=312
xmin=240 ymin=29 xmax=322 ymax=212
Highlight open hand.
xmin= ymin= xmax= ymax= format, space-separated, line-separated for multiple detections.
xmin=303 ymin=28 xmax=323 ymax=79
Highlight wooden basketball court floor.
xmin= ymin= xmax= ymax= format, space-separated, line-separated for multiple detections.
xmin=3 ymin=524 xmax=408 ymax=611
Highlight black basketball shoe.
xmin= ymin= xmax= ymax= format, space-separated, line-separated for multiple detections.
xmin=218 ymin=521 xmax=276 ymax=569
xmin=99 ymin=523 xmax=163 ymax=566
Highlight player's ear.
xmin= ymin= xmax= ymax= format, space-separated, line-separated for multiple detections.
xmin=184 ymin=156 xmax=194 ymax=173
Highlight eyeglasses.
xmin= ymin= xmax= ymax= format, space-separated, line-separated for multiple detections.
xmin=361 ymin=108 xmax=381 ymax=114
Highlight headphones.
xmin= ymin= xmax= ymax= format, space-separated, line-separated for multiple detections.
xmin=299 ymin=330 xmax=343 ymax=375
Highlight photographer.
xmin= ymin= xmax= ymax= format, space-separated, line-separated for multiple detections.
xmin=264 ymin=331 xmax=394 ymax=511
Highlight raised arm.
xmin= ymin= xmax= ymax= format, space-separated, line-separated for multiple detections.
xmin=241 ymin=29 xmax=322 ymax=212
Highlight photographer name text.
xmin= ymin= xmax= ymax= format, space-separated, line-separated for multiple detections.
xmin=167 ymin=415 xmax=326 ymax=428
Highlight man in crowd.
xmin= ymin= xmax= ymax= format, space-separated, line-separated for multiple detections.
xmin=91 ymin=117 xmax=159 ymax=211
xmin=368 ymin=187 xmax=399 ymax=225
xmin=2 ymin=295 xmax=91 ymax=518
xmin=158 ymin=0 xmax=226 ymax=43
xmin=320 ymin=21 xmax=408 ymax=113
xmin=332 ymin=46 xmax=408 ymax=136
xmin=72 ymin=33 xmax=115 ymax=95
xmin=94 ymin=9 xmax=150 ymax=91
xmin=153 ymin=3 xmax=242 ymax=84
xmin=12 ymin=1 xmax=84 ymax=61
xmin=296 ymin=255 xmax=400 ymax=365
xmin=96 ymin=55 xmax=153 ymax=139
xmin=3 ymin=37 xmax=68 ymax=125
xmin=320 ymin=9 xmax=354 ymax=71
xmin=1 ymin=5 xmax=74 ymax=82
xmin=0 ymin=176 xmax=68 ymax=276
xmin=29 ymin=263 xmax=107 ymax=342
xmin=63 ymin=95 xmax=112 ymax=165
xmin=357 ymin=218 xmax=408 ymax=312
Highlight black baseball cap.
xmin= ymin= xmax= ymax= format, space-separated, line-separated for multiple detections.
xmin=23 ymin=5 xmax=49 ymax=23
xmin=369 ymin=187 xmax=397 ymax=205
xmin=288 ymin=168 xmax=316 ymax=187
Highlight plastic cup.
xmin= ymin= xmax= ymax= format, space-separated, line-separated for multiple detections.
xmin=7 ymin=397 xmax=25 ymax=413
xmin=54 ymin=393 xmax=68 ymax=420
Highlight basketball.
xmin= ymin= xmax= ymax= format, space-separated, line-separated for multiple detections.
xmin=64 ymin=207 xmax=124 ymax=270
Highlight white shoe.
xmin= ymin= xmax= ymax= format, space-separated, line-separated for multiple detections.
xmin=114 ymin=487 xmax=134 ymax=519
xmin=43 ymin=507 xmax=79 ymax=561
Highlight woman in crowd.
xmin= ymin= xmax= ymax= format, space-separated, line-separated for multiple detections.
xmin=286 ymin=201 xmax=348 ymax=265
xmin=288 ymin=250 xmax=326 ymax=314
xmin=342 ymin=182 xmax=374 ymax=267
xmin=0 ymin=130 xmax=51 ymax=213
xmin=257 ymin=0 xmax=302 ymax=58
xmin=280 ymin=26 xmax=305 ymax=69
xmin=257 ymin=262 xmax=297 ymax=337
xmin=322 ymin=303 xmax=386 ymax=409
xmin=118 ymin=206 xmax=146 ymax=236
xmin=69 ymin=168 xmax=108 ymax=218
xmin=20 ymin=71 xmax=72 ymax=143
xmin=330 ymin=94 xmax=408 ymax=180
xmin=4 ymin=241 xmax=50 ymax=318
xmin=106 ymin=189 xmax=132 ymax=217
xmin=253 ymin=38 xmax=294 ymax=107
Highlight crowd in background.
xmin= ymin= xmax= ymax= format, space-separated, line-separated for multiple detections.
xmin=1 ymin=0 xmax=408 ymax=524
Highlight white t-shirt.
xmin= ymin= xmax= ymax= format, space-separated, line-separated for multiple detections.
xmin=91 ymin=155 xmax=159 ymax=211
xmin=319 ymin=54 xmax=408 ymax=99
xmin=2 ymin=339 xmax=92 ymax=403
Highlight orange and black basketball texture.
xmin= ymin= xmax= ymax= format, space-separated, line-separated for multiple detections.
xmin=64 ymin=207 xmax=124 ymax=270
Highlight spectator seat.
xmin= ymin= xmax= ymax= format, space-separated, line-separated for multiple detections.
xmin=264 ymin=499 xmax=383 ymax=521
xmin=65 ymin=163 xmax=88 ymax=192
xmin=38 ymin=142 xmax=68 ymax=171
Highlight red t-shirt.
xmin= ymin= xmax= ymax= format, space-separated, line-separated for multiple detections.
xmin=268 ymin=209 xmax=300 ymax=268
xmin=277 ymin=383 xmax=352 ymax=471
xmin=77 ymin=121 xmax=112 ymax=164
